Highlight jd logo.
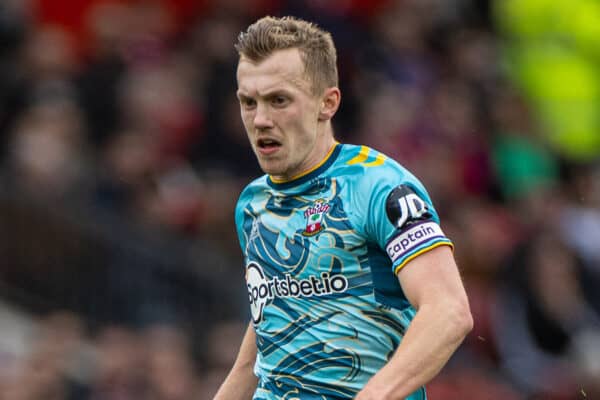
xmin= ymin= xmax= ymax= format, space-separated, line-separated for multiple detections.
xmin=385 ymin=185 xmax=430 ymax=228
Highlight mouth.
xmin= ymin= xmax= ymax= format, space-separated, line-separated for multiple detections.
xmin=256 ymin=138 xmax=282 ymax=155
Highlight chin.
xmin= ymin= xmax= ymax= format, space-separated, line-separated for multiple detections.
xmin=258 ymin=161 xmax=283 ymax=176
xmin=264 ymin=169 xmax=286 ymax=178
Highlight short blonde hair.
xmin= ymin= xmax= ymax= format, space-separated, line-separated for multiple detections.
xmin=235 ymin=16 xmax=338 ymax=95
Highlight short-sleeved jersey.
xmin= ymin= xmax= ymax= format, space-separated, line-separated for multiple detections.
xmin=235 ymin=143 xmax=453 ymax=400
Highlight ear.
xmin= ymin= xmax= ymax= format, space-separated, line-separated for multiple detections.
xmin=318 ymin=87 xmax=341 ymax=121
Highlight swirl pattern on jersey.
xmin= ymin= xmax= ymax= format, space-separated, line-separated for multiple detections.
xmin=241 ymin=177 xmax=373 ymax=397
xmin=236 ymin=144 xmax=437 ymax=399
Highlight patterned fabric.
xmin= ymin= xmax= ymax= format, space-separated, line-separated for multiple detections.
xmin=235 ymin=143 xmax=451 ymax=399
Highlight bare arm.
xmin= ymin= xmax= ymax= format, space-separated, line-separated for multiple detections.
xmin=213 ymin=323 xmax=258 ymax=400
xmin=356 ymin=246 xmax=473 ymax=400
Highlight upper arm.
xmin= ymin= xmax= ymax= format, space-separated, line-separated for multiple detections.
xmin=362 ymin=170 xmax=453 ymax=277
xmin=397 ymin=245 xmax=469 ymax=311
xmin=232 ymin=323 xmax=257 ymax=370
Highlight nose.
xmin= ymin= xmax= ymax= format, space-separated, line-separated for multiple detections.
xmin=253 ymin=103 xmax=273 ymax=130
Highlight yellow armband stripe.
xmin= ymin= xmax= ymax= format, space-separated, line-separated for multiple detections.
xmin=393 ymin=240 xmax=454 ymax=275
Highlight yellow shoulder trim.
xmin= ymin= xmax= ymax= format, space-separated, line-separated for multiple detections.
xmin=347 ymin=145 xmax=369 ymax=165
xmin=364 ymin=154 xmax=386 ymax=167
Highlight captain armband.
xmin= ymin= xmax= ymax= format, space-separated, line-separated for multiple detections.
xmin=383 ymin=185 xmax=452 ymax=268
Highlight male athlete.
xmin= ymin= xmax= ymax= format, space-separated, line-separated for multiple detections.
xmin=214 ymin=16 xmax=473 ymax=400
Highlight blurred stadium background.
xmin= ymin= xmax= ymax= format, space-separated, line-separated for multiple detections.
xmin=1 ymin=0 xmax=599 ymax=398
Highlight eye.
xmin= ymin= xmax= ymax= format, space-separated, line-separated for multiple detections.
xmin=271 ymin=95 xmax=289 ymax=107
xmin=240 ymin=97 xmax=256 ymax=110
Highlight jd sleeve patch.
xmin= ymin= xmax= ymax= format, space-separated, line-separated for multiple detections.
xmin=385 ymin=185 xmax=431 ymax=229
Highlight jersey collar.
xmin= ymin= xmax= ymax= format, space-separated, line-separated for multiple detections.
xmin=267 ymin=143 xmax=342 ymax=190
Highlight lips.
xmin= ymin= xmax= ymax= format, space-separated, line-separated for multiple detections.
xmin=256 ymin=137 xmax=282 ymax=155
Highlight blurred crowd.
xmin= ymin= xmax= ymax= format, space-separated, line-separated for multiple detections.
xmin=0 ymin=0 xmax=599 ymax=399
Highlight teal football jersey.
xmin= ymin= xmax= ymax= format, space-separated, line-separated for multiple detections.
xmin=235 ymin=143 xmax=453 ymax=400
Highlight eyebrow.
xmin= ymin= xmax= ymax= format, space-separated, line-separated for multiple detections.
xmin=237 ymin=88 xmax=293 ymax=99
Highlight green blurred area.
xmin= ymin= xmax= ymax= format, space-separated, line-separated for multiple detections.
xmin=494 ymin=0 xmax=600 ymax=161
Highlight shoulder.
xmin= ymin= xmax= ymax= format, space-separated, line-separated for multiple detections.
xmin=335 ymin=143 xmax=417 ymax=190
xmin=235 ymin=175 xmax=269 ymax=213
xmin=234 ymin=175 xmax=269 ymax=243
xmin=336 ymin=143 xmax=439 ymax=223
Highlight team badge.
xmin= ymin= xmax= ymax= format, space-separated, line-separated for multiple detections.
xmin=302 ymin=199 xmax=330 ymax=236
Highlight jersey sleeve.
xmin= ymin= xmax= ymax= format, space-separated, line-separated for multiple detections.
xmin=234 ymin=185 xmax=254 ymax=254
xmin=363 ymin=163 xmax=453 ymax=275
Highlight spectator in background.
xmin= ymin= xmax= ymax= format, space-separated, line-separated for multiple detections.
xmin=7 ymin=98 xmax=92 ymax=201
xmin=1 ymin=311 xmax=91 ymax=400
xmin=87 ymin=325 xmax=149 ymax=399
xmin=144 ymin=323 xmax=202 ymax=400
xmin=493 ymin=228 xmax=600 ymax=399
xmin=560 ymin=162 xmax=600 ymax=281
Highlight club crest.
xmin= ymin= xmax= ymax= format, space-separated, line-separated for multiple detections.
xmin=302 ymin=199 xmax=330 ymax=236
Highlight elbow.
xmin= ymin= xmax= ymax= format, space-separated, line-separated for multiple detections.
xmin=461 ymin=305 xmax=474 ymax=338
xmin=454 ymin=301 xmax=474 ymax=340
xmin=445 ymin=299 xmax=473 ymax=343
xmin=423 ymin=297 xmax=473 ymax=345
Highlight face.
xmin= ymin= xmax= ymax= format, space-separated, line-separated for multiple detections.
xmin=236 ymin=48 xmax=335 ymax=181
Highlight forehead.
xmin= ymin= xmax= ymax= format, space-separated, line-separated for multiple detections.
xmin=236 ymin=48 xmax=311 ymax=95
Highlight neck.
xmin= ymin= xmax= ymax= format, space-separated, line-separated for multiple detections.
xmin=314 ymin=124 xmax=337 ymax=166
xmin=270 ymin=133 xmax=337 ymax=184
xmin=318 ymin=121 xmax=336 ymax=152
